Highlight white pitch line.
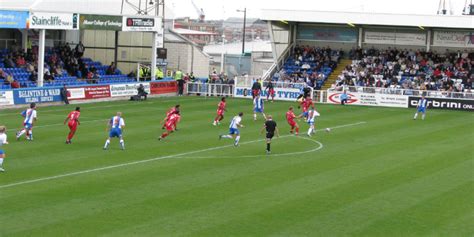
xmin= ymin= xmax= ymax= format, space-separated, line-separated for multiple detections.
xmin=0 ymin=121 xmax=366 ymax=190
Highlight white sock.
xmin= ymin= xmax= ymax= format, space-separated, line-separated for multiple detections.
xmin=17 ymin=129 xmax=26 ymax=137
xmin=222 ymin=135 xmax=232 ymax=139
xmin=414 ymin=113 xmax=418 ymax=119
xmin=235 ymin=135 xmax=240 ymax=145
xmin=104 ymin=139 xmax=110 ymax=149
xmin=422 ymin=114 xmax=425 ymax=120
xmin=120 ymin=139 xmax=125 ymax=149
xmin=253 ymin=113 xmax=257 ymax=120
xmin=0 ymin=158 xmax=3 ymax=167
xmin=308 ymin=128 xmax=313 ymax=136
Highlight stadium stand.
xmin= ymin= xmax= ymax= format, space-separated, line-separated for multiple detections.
xmin=272 ymin=46 xmax=341 ymax=89
xmin=334 ymin=48 xmax=473 ymax=93
xmin=0 ymin=44 xmax=137 ymax=89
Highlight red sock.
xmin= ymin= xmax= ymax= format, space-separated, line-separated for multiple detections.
xmin=67 ymin=131 xmax=75 ymax=141
xmin=296 ymin=127 xmax=299 ymax=133
xmin=161 ymin=133 xmax=169 ymax=139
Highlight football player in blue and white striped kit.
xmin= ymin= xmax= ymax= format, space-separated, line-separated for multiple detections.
xmin=219 ymin=112 xmax=244 ymax=146
xmin=0 ymin=126 xmax=8 ymax=172
xmin=253 ymin=95 xmax=266 ymax=121
xmin=414 ymin=95 xmax=428 ymax=120
xmin=104 ymin=112 xmax=126 ymax=150
xmin=307 ymin=109 xmax=320 ymax=136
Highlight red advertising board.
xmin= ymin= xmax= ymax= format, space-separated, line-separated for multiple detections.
xmin=84 ymin=85 xmax=111 ymax=99
xmin=150 ymin=81 xmax=177 ymax=95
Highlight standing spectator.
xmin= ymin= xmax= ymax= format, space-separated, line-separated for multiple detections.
xmin=60 ymin=85 xmax=69 ymax=105
xmin=75 ymin=41 xmax=85 ymax=58
xmin=174 ymin=69 xmax=184 ymax=96
xmin=340 ymin=90 xmax=349 ymax=105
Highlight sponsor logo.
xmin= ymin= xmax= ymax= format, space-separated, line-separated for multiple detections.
xmin=409 ymin=97 xmax=474 ymax=111
xmin=126 ymin=18 xmax=154 ymax=27
xmin=328 ymin=93 xmax=358 ymax=104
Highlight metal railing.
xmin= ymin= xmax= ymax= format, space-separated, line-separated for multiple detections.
xmin=186 ymin=82 xmax=234 ymax=97
xmin=329 ymin=86 xmax=474 ymax=99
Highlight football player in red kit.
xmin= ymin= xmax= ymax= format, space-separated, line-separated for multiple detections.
xmin=159 ymin=111 xmax=181 ymax=140
xmin=213 ymin=97 xmax=227 ymax=126
xmin=162 ymin=104 xmax=180 ymax=129
xmin=64 ymin=107 xmax=81 ymax=144
xmin=286 ymin=106 xmax=301 ymax=135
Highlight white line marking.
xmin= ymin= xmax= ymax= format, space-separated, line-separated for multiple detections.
xmin=0 ymin=121 xmax=366 ymax=189
xmin=182 ymin=136 xmax=323 ymax=159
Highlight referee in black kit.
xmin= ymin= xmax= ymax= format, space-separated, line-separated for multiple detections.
xmin=261 ymin=115 xmax=279 ymax=154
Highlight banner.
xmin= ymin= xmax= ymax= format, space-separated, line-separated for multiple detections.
xmin=28 ymin=12 xmax=79 ymax=30
xmin=234 ymin=87 xmax=303 ymax=101
xmin=409 ymin=97 xmax=474 ymax=111
xmin=79 ymin=14 xmax=122 ymax=31
xmin=0 ymin=10 xmax=29 ymax=29
xmin=150 ymin=81 xmax=177 ymax=95
xmin=364 ymin=31 xmax=426 ymax=46
xmin=433 ymin=31 xmax=474 ymax=48
xmin=13 ymin=87 xmax=62 ymax=104
xmin=0 ymin=91 xmax=14 ymax=105
xmin=68 ymin=85 xmax=111 ymax=100
xmin=110 ymin=83 xmax=150 ymax=97
xmin=122 ymin=17 xmax=161 ymax=32
xmin=297 ymin=26 xmax=357 ymax=42
xmin=327 ymin=92 xmax=408 ymax=108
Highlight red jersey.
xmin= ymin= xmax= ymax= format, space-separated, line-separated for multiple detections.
xmin=67 ymin=111 xmax=80 ymax=125
xmin=166 ymin=107 xmax=177 ymax=119
xmin=302 ymin=98 xmax=314 ymax=112
xmin=166 ymin=114 xmax=180 ymax=127
xmin=286 ymin=111 xmax=296 ymax=123
xmin=217 ymin=101 xmax=226 ymax=113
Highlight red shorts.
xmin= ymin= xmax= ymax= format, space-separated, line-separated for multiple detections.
xmin=268 ymin=89 xmax=275 ymax=96
xmin=217 ymin=110 xmax=224 ymax=116
xmin=165 ymin=125 xmax=175 ymax=132
xmin=287 ymin=120 xmax=296 ymax=127
xmin=68 ymin=122 xmax=78 ymax=131
xmin=252 ymin=89 xmax=259 ymax=97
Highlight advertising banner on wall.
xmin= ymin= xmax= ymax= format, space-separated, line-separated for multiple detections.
xmin=13 ymin=87 xmax=62 ymax=104
xmin=234 ymin=87 xmax=303 ymax=101
xmin=433 ymin=31 xmax=474 ymax=48
xmin=0 ymin=10 xmax=29 ymax=29
xmin=110 ymin=83 xmax=150 ymax=97
xmin=79 ymin=14 xmax=122 ymax=31
xmin=150 ymin=81 xmax=177 ymax=95
xmin=122 ymin=17 xmax=161 ymax=32
xmin=327 ymin=92 xmax=408 ymax=108
xmin=0 ymin=91 xmax=14 ymax=105
xmin=68 ymin=85 xmax=111 ymax=100
xmin=28 ymin=12 xmax=79 ymax=30
xmin=364 ymin=31 xmax=426 ymax=46
xmin=297 ymin=26 xmax=357 ymax=42
xmin=409 ymin=96 xmax=474 ymax=111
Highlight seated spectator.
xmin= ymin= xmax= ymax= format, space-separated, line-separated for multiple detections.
xmin=16 ymin=56 xmax=26 ymax=67
xmin=3 ymin=55 xmax=15 ymax=68
xmin=11 ymin=80 xmax=20 ymax=88
xmin=106 ymin=62 xmax=116 ymax=75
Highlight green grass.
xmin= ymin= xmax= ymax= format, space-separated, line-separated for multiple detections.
xmin=0 ymin=96 xmax=473 ymax=236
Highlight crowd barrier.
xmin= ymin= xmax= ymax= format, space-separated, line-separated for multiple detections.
xmin=0 ymin=81 xmax=177 ymax=106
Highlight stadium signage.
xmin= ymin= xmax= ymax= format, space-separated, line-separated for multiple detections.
xmin=234 ymin=87 xmax=302 ymax=101
xmin=13 ymin=88 xmax=62 ymax=104
xmin=122 ymin=17 xmax=161 ymax=32
xmin=79 ymin=14 xmax=122 ymax=31
xmin=327 ymin=92 xmax=408 ymax=108
xmin=68 ymin=85 xmax=111 ymax=100
xmin=28 ymin=12 xmax=79 ymax=30
xmin=297 ymin=26 xmax=357 ymax=42
xmin=110 ymin=83 xmax=151 ymax=97
xmin=409 ymin=97 xmax=474 ymax=111
xmin=150 ymin=81 xmax=177 ymax=95
xmin=0 ymin=10 xmax=29 ymax=29
xmin=433 ymin=31 xmax=474 ymax=48
xmin=0 ymin=90 xmax=14 ymax=105
xmin=364 ymin=31 xmax=426 ymax=46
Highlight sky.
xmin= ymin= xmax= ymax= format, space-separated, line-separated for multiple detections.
xmin=170 ymin=0 xmax=470 ymax=19
xmin=0 ymin=0 xmax=469 ymax=19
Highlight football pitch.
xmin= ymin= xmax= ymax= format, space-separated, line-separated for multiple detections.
xmin=0 ymin=96 xmax=473 ymax=236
